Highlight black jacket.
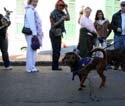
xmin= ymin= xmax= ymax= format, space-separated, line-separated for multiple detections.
xmin=0 ymin=14 xmax=11 ymax=38
xmin=111 ymin=10 xmax=122 ymax=35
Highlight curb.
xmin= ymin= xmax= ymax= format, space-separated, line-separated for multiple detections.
xmin=0 ymin=61 xmax=52 ymax=66
xmin=0 ymin=61 xmax=64 ymax=66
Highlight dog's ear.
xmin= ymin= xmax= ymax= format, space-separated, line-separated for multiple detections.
xmin=4 ymin=7 xmax=7 ymax=12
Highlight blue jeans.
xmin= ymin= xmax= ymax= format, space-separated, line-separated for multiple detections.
xmin=0 ymin=36 xmax=10 ymax=67
xmin=114 ymin=35 xmax=125 ymax=49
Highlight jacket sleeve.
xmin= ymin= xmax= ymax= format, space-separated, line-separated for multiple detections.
xmin=111 ymin=14 xmax=118 ymax=32
xmin=26 ymin=8 xmax=37 ymax=35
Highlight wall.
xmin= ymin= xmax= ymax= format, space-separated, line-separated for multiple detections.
xmin=0 ymin=0 xmax=107 ymax=55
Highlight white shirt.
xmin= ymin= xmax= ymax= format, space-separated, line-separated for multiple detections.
xmin=80 ymin=16 xmax=96 ymax=32
xmin=121 ymin=13 xmax=125 ymax=35
xmin=24 ymin=8 xmax=37 ymax=35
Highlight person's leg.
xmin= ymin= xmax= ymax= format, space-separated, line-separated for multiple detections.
xmin=52 ymin=37 xmax=61 ymax=70
xmin=31 ymin=48 xmax=37 ymax=71
xmin=121 ymin=36 xmax=125 ymax=48
xmin=25 ymin=36 xmax=33 ymax=72
xmin=87 ymin=36 xmax=93 ymax=52
xmin=102 ymin=38 xmax=107 ymax=48
xmin=77 ymin=28 xmax=89 ymax=58
xmin=1 ymin=37 xmax=11 ymax=68
xmin=113 ymin=35 xmax=121 ymax=70
xmin=50 ymin=32 xmax=62 ymax=70
xmin=114 ymin=35 xmax=121 ymax=49
xmin=94 ymin=38 xmax=101 ymax=56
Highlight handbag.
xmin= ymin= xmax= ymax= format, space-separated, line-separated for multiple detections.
xmin=22 ymin=14 xmax=32 ymax=35
xmin=22 ymin=27 xmax=32 ymax=35
xmin=31 ymin=36 xmax=40 ymax=50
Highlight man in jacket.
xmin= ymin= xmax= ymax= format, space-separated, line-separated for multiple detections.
xmin=111 ymin=0 xmax=125 ymax=48
xmin=111 ymin=0 xmax=125 ymax=69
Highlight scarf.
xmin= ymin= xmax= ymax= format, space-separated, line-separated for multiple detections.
xmin=96 ymin=19 xmax=108 ymax=25
xmin=25 ymin=5 xmax=43 ymax=45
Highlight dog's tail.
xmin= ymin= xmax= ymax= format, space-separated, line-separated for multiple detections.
xmin=88 ymin=47 xmax=106 ymax=60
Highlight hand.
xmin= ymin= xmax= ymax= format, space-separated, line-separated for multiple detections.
xmin=65 ymin=4 xmax=68 ymax=9
xmin=117 ymin=27 xmax=122 ymax=32
xmin=60 ymin=16 xmax=67 ymax=21
xmin=107 ymin=29 xmax=109 ymax=32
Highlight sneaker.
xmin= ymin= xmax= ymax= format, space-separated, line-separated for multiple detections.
xmin=26 ymin=70 xmax=32 ymax=73
xmin=32 ymin=68 xmax=39 ymax=72
xmin=4 ymin=66 xmax=13 ymax=70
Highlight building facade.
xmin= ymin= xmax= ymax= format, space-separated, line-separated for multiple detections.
xmin=0 ymin=0 xmax=120 ymax=55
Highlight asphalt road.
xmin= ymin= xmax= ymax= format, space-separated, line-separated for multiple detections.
xmin=0 ymin=66 xmax=125 ymax=106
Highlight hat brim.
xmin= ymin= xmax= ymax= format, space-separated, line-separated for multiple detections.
xmin=121 ymin=4 xmax=125 ymax=6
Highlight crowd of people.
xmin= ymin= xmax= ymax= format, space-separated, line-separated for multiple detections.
xmin=0 ymin=0 xmax=125 ymax=72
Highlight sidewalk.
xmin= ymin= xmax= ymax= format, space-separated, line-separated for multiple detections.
xmin=0 ymin=45 xmax=75 ymax=66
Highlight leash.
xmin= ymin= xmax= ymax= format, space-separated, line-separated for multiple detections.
xmin=88 ymin=77 xmax=102 ymax=102
xmin=104 ymin=39 xmax=121 ymax=50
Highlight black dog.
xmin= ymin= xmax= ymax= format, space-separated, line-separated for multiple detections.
xmin=106 ymin=48 xmax=125 ymax=71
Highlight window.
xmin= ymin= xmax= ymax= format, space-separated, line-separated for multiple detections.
xmin=16 ymin=0 xmax=25 ymax=15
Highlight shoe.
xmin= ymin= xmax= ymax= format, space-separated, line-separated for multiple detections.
xmin=26 ymin=70 xmax=32 ymax=73
xmin=4 ymin=66 xmax=13 ymax=70
xmin=114 ymin=66 xmax=119 ymax=70
xmin=52 ymin=68 xmax=62 ymax=71
xmin=32 ymin=68 xmax=39 ymax=72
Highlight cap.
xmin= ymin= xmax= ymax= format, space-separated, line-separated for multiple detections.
xmin=56 ymin=0 xmax=66 ymax=6
xmin=120 ymin=0 xmax=125 ymax=5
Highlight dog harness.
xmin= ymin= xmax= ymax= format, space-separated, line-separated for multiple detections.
xmin=71 ymin=57 xmax=93 ymax=80
xmin=80 ymin=57 xmax=93 ymax=66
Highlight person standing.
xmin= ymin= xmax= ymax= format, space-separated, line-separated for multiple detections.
xmin=0 ymin=14 xmax=12 ymax=70
xmin=77 ymin=6 xmax=97 ymax=58
xmin=94 ymin=10 xmax=111 ymax=48
xmin=111 ymin=0 xmax=125 ymax=69
xmin=49 ymin=0 xmax=70 ymax=71
xmin=23 ymin=0 xmax=43 ymax=73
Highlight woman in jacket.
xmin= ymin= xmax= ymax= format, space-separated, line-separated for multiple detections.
xmin=94 ymin=10 xmax=111 ymax=48
xmin=24 ymin=0 xmax=43 ymax=73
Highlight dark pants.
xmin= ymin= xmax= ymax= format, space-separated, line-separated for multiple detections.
xmin=49 ymin=31 xmax=61 ymax=69
xmin=77 ymin=28 xmax=96 ymax=58
xmin=0 ymin=36 xmax=10 ymax=67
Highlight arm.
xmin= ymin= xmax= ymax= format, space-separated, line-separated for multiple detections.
xmin=111 ymin=14 xmax=120 ymax=32
xmin=64 ymin=6 xmax=70 ymax=21
xmin=50 ymin=12 xmax=66 ymax=28
xmin=26 ymin=8 xmax=37 ymax=36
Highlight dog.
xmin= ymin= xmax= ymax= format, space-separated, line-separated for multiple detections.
xmin=0 ymin=7 xmax=12 ymax=30
xmin=106 ymin=48 xmax=125 ymax=71
xmin=62 ymin=47 xmax=107 ymax=90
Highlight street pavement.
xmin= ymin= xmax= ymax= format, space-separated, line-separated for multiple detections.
xmin=0 ymin=66 xmax=125 ymax=106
